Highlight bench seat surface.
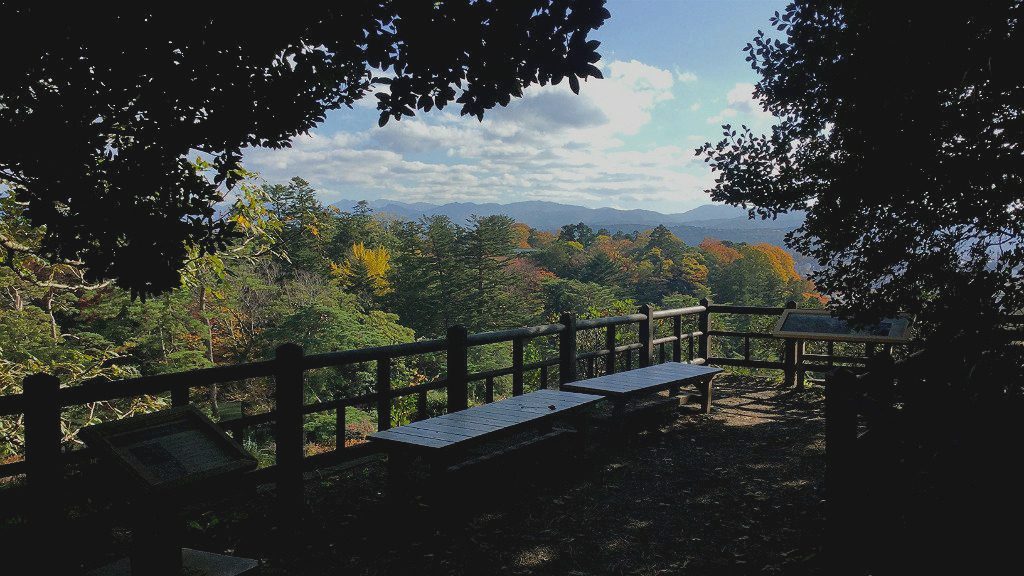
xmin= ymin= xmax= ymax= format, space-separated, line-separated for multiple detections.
xmin=561 ymin=362 xmax=722 ymax=398
xmin=368 ymin=389 xmax=603 ymax=450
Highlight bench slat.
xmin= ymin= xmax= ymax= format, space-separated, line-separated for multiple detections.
xmin=368 ymin=390 xmax=602 ymax=450
xmin=562 ymin=362 xmax=722 ymax=399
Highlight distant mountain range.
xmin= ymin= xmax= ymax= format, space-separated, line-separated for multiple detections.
xmin=332 ymin=198 xmax=815 ymax=273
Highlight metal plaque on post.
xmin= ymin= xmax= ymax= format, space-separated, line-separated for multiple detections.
xmin=81 ymin=406 xmax=259 ymax=576
xmin=80 ymin=405 xmax=256 ymax=493
xmin=772 ymin=309 xmax=914 ymax=344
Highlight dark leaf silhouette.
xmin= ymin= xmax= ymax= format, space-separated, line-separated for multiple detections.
xmin=0 ymin=2 xmax=609 ymax=297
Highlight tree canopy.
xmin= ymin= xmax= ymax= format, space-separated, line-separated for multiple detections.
xmin=0 ymin=2 xmax=609 ymax=296
xmin=699 ymin=1 xmax=1023 ymax=329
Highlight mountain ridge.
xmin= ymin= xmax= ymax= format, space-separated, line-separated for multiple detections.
xmin=332 ymin=198 xmax=805 ymax=232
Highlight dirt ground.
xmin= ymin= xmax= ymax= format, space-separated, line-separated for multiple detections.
xmin=176 ymin=375 xmax=825 ymax=576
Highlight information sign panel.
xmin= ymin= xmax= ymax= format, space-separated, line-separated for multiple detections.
xmin=80 ymin=406 xmax=256 ymax=492
xmin=772 ymin=309 xmax=913 ymax=344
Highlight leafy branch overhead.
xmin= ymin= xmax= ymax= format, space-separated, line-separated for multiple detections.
xmin=698 ymin=2 xmax=1023 ymax=327
xmin=0 ymin=2 xmax=609 ymax=297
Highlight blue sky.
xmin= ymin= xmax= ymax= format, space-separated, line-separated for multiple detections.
xmin=245 ymin=0 xmax=787 ymax=214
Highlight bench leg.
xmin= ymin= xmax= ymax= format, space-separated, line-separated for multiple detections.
xmin=429 ymin=452 xmax=453 ymax=479
xmin=424 ymin=451 xmax=464 ymax=517
xmin=610 ymin=399 xmax=628 ymax=437
xmin=387 ymin=450 xmax=417 ymax=496
xmin=698 ymin=376 xmax=715 ymax=414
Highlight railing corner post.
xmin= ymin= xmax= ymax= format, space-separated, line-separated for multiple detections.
xmin=23 ymin=372 xmax=62 ymax=560
xmin=639 ymin=304 xmax=654 ymax=367
xmin=698 ymin=298 xmax=710 ymax=362
xmin=558 ymin=312 xmax=578 ymax=385
xmin=273 ymin=342 xmax=305 ymax=526
xmin=446 ymin=325 xmax=469 ymax=412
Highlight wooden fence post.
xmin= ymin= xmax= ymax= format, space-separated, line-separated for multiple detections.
xmin=335 ymin=400 xmax=347 ymax=450
xmin=698 ymin=298 xmax=710 ymax=363
xmin=274 ymin=343 xmax=305 ymax=527
xmin=376 ymin=357 xmax=392 ymax=430
xmin=797 ymin=340 xmax=806 ymax=387
xmin=170 ymin=381 xmax=190 ymax=407
xmin=558 ymin=312 xmax=577 ymax=385
xmin=605 ymin=324 xmax=617 ymax=375
xmin=24 ymin=373 xmax=62 ymax=568
xmin=672 ymin=314 xmax=683 ymax=363
xmin=446 ymin=325 xmax=469 ymax=412
xmin=783 ymin=300 xmax=798 ymax=386
xmin=639 ymin=304 xmax=654 ymax=367
xmin=512 ymin=337 xmax=524 ymax=396
xmin=825 ymin=368 xmax=859 ymax=573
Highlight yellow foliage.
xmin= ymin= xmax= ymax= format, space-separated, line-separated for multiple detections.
xmin=751 ymin=243 xmax=801 ymax=282
xmin=335 ymin=243 xmax=392 ymax=296
xmin=678 ymin=254 xmax=709 ymax=285
xmin=511 ymin=222 xmax=532 ymax=249
xmin=233 ymin=213 xmax=250 ymax=230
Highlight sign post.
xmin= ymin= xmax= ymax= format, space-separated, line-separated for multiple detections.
xmin=81 ymin=406 xmax=259 ymax=576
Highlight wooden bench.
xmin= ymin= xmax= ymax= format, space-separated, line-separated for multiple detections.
xmin=368 ymin=389 xmax=604 ymax=477
xmin=562 ymin=362 xmax=723 ymax=419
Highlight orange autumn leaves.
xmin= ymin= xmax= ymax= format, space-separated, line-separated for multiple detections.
xmin=702 ymin=238 xmax=799 ymax=282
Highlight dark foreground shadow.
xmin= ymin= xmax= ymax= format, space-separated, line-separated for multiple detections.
xmin=12 ymin=376 xmax=824 ymax=575
xmin=236 ymin=376 xmax=822 ymax=575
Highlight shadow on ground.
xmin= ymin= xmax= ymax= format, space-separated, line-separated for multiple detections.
xmin=180 ymin=375 xmax=825 ymax=576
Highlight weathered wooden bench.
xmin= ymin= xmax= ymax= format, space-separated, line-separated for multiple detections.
xmin=368 ymin=389 xmax=604 ymax=478
xmin=562 ymin=362 xmax=723 ymax=420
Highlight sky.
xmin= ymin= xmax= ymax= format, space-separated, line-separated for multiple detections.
xmin=244 ymin=0 xmax=787 ymax=214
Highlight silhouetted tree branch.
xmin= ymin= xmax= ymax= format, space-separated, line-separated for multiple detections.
xmin=699 ymin=1 xmax=1023 ymax=332
xmin=0 ymin=2 xmax=609 ymax=297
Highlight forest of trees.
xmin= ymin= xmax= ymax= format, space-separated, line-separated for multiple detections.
xmin=0 ymin=175 xmax=824 ymax=461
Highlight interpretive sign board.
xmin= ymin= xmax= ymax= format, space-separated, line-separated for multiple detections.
xmin=772 ymin=309 xmax=913 ymax=344
xmin=80 ymin=406 xmax=257 ymax=493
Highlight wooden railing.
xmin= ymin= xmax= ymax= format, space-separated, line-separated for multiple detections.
xmin=1 ymin=300 xmax=880 ymax=535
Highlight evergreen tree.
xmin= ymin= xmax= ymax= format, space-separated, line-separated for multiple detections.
xmin=460 ymin=215 xmax=529 ymax=331
xmin=264 ymin=177 xmax=335 ymax=276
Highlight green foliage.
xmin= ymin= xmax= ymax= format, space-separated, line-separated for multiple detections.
xmin=558 ymin=222 xmax=598 ymax=247
xmin=304 ymin=407 xmax=375 ymax=446
xmin=662 ymin=293 xmax=700 ymax=310
xmin=541 ymin=278 xmax=620 ymax=319
xmin=388 ymin=215 xmax=540 ymax=335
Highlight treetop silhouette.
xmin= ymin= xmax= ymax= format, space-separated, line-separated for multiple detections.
xmin=699 ymin=2 xmax=1023 ymax=328
xmin=0 ymin=2 xmax=609 ymax=296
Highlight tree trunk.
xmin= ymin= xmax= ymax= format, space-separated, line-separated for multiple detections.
xmin=45 ymin=293 xmax=58 ymax=341
xmin=199 ymin=284 xmax=218 ymax=416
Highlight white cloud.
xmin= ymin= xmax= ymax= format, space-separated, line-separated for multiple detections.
xmin=707 ymin=82 xmax=773 ymax=125
xmin=245 ymin=59 xmax=715 ymax=211
xmin=675 ymin=69 xmax=698 ymax=83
